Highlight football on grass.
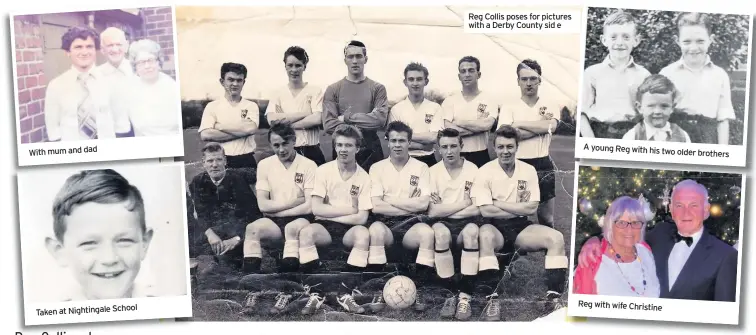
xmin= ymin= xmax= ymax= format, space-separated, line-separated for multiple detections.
xmin=383 ymin=275 xmax=416 ymax=309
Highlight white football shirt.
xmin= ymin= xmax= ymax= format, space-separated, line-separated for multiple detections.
xmin=389 ymin=98 xmax=444 ymax=157
xmin=267 ymin=83 xmax=324 ymax=147
xmin=369 ymin=157 xmax=431 ymax=199
xmin=472 ymin=159 xmax=540 ymax=206
xmin=498 ymin=97 xmax=566 ymax=159
xmin=442 ymin=91 xmax=500 ymax=153
xmin=312 ymin=161 xmax=373 ymax=213
xmin=199 ymin=98 xmax=260 ymax=156
xmin=429 ymin=159 xmax=479 ymax=204
xmin=256 ymin=153 xmax=317 ymax=203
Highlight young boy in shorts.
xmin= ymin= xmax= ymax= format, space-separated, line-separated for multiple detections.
xmin=46 ymin=169 xmax=155 ymax=301
xmin=622 ymin=74 xmax=691 ymax=142
xmin=581 ymin=10 xmax=651 ymax=139
xmin=660 ymin=12 xmax=736 ymax=144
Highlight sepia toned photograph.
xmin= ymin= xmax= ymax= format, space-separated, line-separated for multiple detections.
xmin=12 ymin=6 xmax=184 ymax=166
xmin=176 ymin=5 xmax=581 ymax=322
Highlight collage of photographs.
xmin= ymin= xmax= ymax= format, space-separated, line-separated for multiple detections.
xmin=6 ymin=2 xmax=751 ymax=330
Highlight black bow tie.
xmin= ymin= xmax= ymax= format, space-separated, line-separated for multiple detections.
xmin=675 ymin=233 xmax=694 ymax=247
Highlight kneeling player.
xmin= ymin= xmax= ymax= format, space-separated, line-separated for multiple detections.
xmin=473 ymin=125 xmax=568 ymax=315
xmin=241 ymin=123 xmax=326 ymax=314
xmin=370 ymin=121 xmax=432 ymax=311
xmin=309 ymin=124 xmax=374 ymax=315
xmin=427 ymin=128 xmax=495 ymax=320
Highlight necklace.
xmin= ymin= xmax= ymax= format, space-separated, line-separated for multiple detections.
xmin=608 ymin=245 xmax=647 ymax=296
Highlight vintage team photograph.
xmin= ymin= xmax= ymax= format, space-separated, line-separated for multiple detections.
xmin=575 ymin=7 xmax=752 ymax=167
xmin=11 ymin=6 xmax=184 ymax=166
xmin=17 ymin=162 xmax=192 ymax=325
xmin=176 ymin=5 xmax=580 ymax=322
xmin=568 ymin=164 xmax=743 ymax=324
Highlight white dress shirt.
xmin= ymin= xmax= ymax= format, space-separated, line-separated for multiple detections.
xmin=44 ymin=66 xmax=127 ymax=141
xmin=668 ymin=227 xmax=704 ymax=289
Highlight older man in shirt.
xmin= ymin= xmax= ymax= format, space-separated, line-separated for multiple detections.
xmin=44 ymin=26 xmax=130 ymax=142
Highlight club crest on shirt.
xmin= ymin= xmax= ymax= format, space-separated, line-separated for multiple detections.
xmin=539 ymin=106 xmax=554 ymax=119
xmin=477 ymin=103 xmax=489 ymax=118
xmin=410 ymin=175 xmax=419 ymax=186
xmin=517 ymin=180 xmax=527 ymax=191
xmin=306 ymin=95 xmax=312 ymax=104
xmin=294 ymin=173 xmax=304 ymax=184
xmin=241 ymin=109 xmax=248 ymax=119
xmin=424 ymin=114 xmax=433 ymax=124
xmin=350 ymin=185 xmax=360 ymax=196
xmin=464 ymin=181 xmax=473 ymax=192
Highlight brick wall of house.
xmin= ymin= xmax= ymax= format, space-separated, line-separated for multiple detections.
xmin=141 ymin=7 xmax=176 ymax=79
xmin=14 ymin=15 xmax=47 ymax=143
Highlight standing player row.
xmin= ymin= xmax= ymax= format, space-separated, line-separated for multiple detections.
xmin=187 ymin=121 xmax=568 ymax=321
xmin=198 ymin=40 xmax=573 ymax=228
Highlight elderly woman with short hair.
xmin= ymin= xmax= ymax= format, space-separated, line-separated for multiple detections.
xmin=573 ymin=196 xmax=660 ymax=297
xmin=123 ymin=39 xmax=181 ymax=137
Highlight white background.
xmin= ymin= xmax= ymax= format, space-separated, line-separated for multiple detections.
xmin=17 ymin=162 xmax=189 ymax=304
xmin=1 ymin=0 xmax=754 ymax=334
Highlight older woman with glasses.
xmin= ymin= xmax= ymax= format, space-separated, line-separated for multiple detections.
xmin=121 ymin=39 xmax=181 ymax=137
xmin=573 ymin=196 xmax=660 ymax=297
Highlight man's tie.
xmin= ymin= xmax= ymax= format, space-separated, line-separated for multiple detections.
xmin=77 ymin=73 xmax=98 ymax=139
xmin=675 ymin=232 xmax=693 ymax=247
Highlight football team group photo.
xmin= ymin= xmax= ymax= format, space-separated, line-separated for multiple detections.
xmin=176 ymin=6 xmax=581 ymax=322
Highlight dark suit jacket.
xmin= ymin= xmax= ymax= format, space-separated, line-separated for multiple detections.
xmin=646 ymin=221 xmax=738 ymax=302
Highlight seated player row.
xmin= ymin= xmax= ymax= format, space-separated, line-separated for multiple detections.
xmin=187 ymin=121 xmax=567 ymax=321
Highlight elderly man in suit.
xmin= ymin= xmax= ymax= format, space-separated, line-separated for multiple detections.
xmin=577 ymin=179 xmax=738 ymax=301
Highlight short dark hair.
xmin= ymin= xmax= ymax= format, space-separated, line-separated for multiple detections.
xmin=268 ymin=122 xmax=297 ymax=144
xmin=436 ymin=128 xmax=463 ymax=145
xmin=52 ymin=169 xmax=145 ymax=242
xmin=517 ymin=59 xmax=542 ymax=77
xmin=386 ymin=121 xmax=413 ymax=141
xmin=284 ymin=46 xmax=309 ymax=66
xmin=220 ymin=62 xmax=247 ymax=80
xmin=201 ymin=142 xmax=225 ymax=159
xmin=403 ymin=62 xmax=429 ymax=81
xmin=344 ymin=40 xmax=367 ymax=57
xmin=458 ymin=56 xmax=480 ymax=72
xmin=494 ymin=124 xmax=520 ymax=146
xmin=635 ymin=74 xmax=679 ymax=105
xmin=676 ymin=12 xmax=712 ymax=34
xmin=61 ymin=26 xmax=99 ymax=52
xmin=332 ymin=124 xmax=364 ymax=147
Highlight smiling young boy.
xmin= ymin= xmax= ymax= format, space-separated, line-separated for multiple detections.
xmin=622 ymin=74 xmax=691 ymax=142
xmin=46 ymin=169 xmax=155 ymax=301
xmin=659 ymin=12 xmax=736 ymax=145
xmin=581 ymin=10 xmax=651 ymax=139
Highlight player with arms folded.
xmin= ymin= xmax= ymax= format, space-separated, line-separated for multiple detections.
xmin=306 ymin=124 xmax=374 ymax=315
xmin=472 ymin=125 xmax=569 ymax=320
xmin=369 ymin=121 xmax=432 ymax=311
xmin=426 ymin=128 xmax=489 ymax=320
xmin=240 ymin=123 xmax=322 ymax=315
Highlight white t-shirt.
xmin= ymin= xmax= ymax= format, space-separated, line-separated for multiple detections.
xmin=595 ymin=244 xmax=660 ymax=298
xmin=441 ymin=91 xmax=500 ymax=153
xmin=256 ymin=153 xmax=317 ymax=203
xmin=198 ymin=98 xmax=259 ymax=156
xmin=429 ymin=159 xmax=478 ymax=204
xmin=388 ymin=98 xmax=444 ymax=157
xmin=267 ymin=83 xmax=323 ymax=147
xmin=369 ymin=157 xmax=431 ymax=199
xmin=472 ymin=159 xmax=540 ymax=206
xmin=312 ymin=161 xmax=373 ymax=216
xmin=126 ymin=72 xmax=181 ymax=137
xmin=498 ymin=97 xmax=565 ymax=159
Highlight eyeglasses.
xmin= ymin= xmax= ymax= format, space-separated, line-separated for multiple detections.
xmin=135 ymin=58 xmax=158 ymax=68
xmin=614 ymin=220 xmax=644 ymax=229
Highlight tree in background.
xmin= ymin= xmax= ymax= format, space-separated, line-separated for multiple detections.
xmin=575 ymin=166 xmax=742 ymax=251
xmin=583 ymin=8 xmax=750 ymax=144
